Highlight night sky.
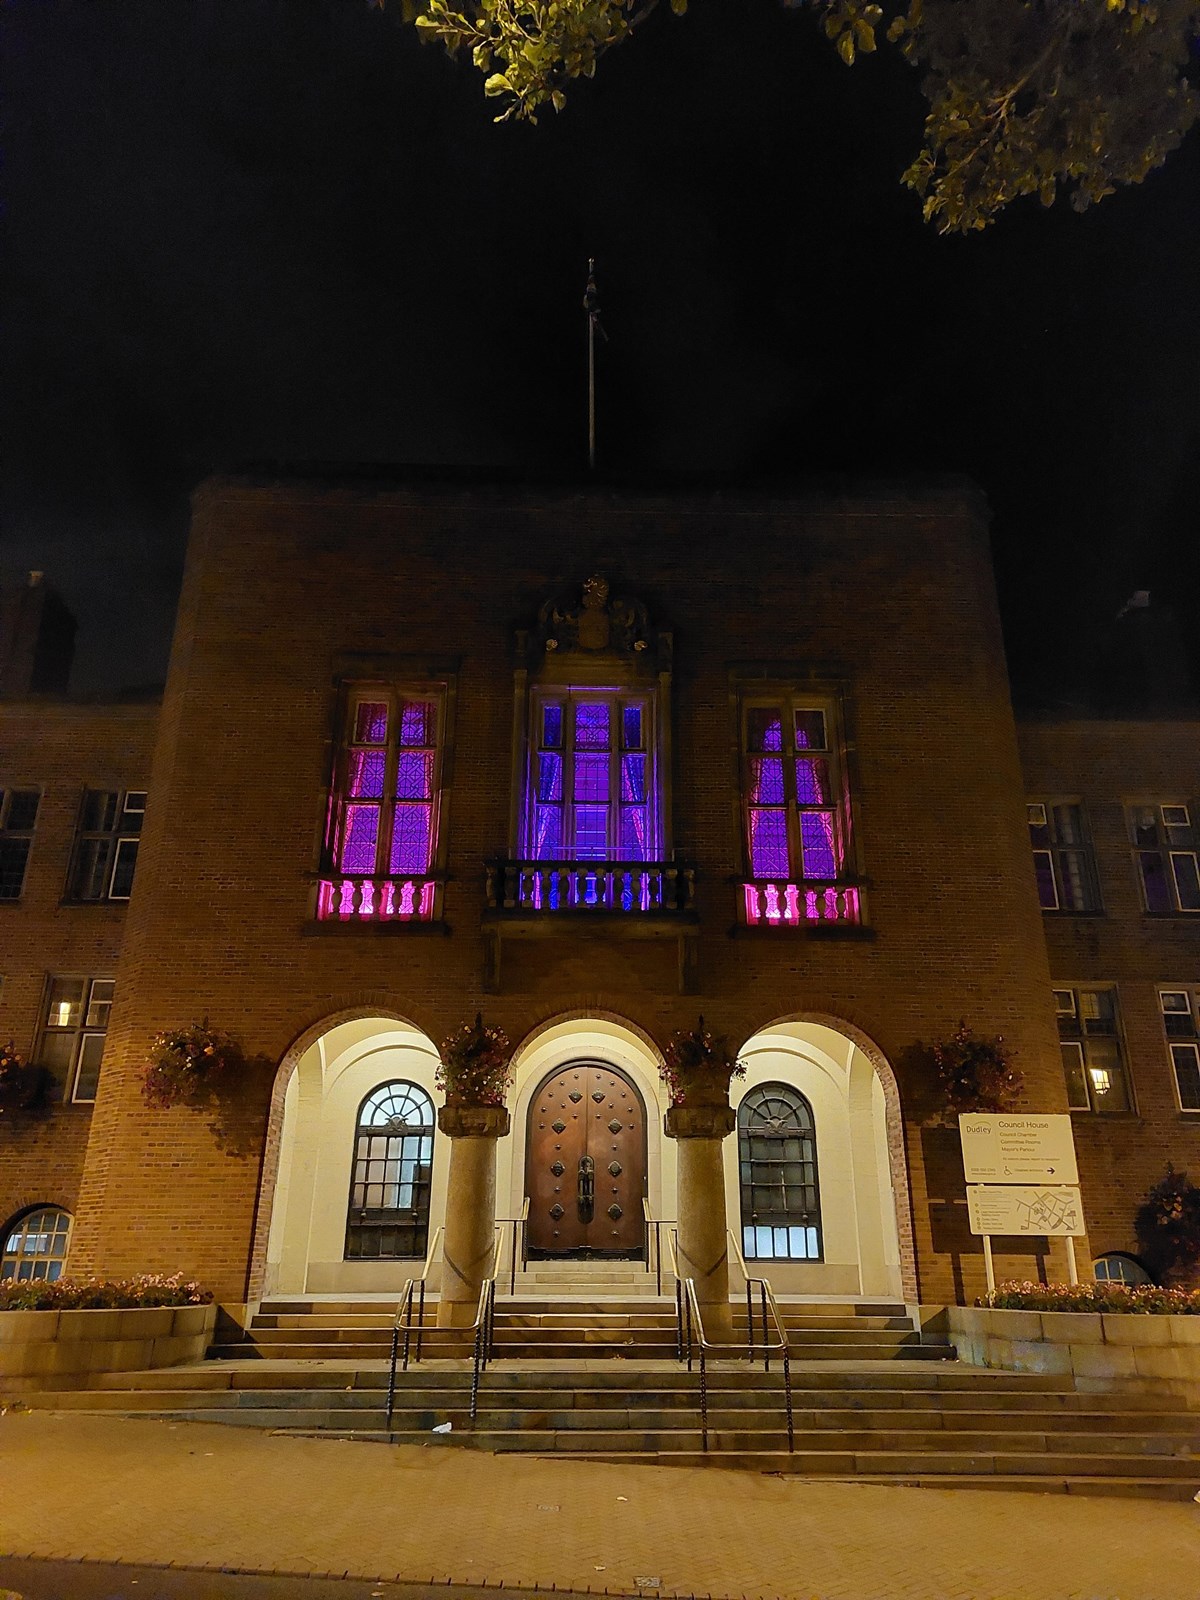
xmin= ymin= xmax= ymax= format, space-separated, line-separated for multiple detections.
xmin=2 ymin=0 xmax=1198 ymax=703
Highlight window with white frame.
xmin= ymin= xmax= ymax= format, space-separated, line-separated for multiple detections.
xmin=1 ymin=1206 xmax=72 ymax=1281
xmin=0 ymin=788 xmax=40 ymax=900
xmin=740 ymin=695 xmax=857 ymax=925
xmin=1159 ymin=990 xmax=1200 ymax=1113
xmin=1129 ymin=803 xmax=1200 ymax=913
xmin=68 ymin=789 xmax=145 ymax=901
xmin=525 ymin=690 xmax=658 ymax=863
xmin=1027 ymin=802 xmax=1099 ymax=912
xmin=1055 ymin=987 xmax=1131 ymax=1113
xmin=319 ymin=686 xmax=445 ymax=921
xmin=37 ymin=976 xmax=114 ymax=1103
xmin=1093 ymin=1252 xmax=1151 ymax=1286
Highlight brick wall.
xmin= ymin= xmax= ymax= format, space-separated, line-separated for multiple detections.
xmin=60 ymin=477 xmax=1067 ymax=1303
xmin=1018 ymin=718 xmax=1200 ymax=1270
xmin=0 ymin=698 xmax=158 ymax=1235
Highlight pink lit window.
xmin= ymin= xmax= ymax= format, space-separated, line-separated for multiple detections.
xmin=327 ymin=689 xmax=442 ymax=888
xmin=741 ymin=696 xmax=851 ymax=923
xmin=526 ymin=691 xmax=657 ymax=863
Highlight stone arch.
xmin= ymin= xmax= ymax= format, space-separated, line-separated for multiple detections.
xmin=248 ymin=1006 xmax=441 ymax=1300
xmin=503 ymin=1010 xmax=670 ymax=1225
xmin=732 ymin=1012 xmax=917 ymax=1301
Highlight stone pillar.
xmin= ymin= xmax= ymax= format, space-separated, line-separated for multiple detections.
xmin=436 ymin=1104 xmax=511 ymax=1328
xmin=665 ymin=1102 xmax=737 ymax=1343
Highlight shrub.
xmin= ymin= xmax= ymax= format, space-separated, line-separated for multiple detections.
xmin=0 ymin=1273 xmax=213 ymax=1311
xmin=978 ymin=1279 xmax=1200 ymax=1315
xmin=932 ymin=1022 xmax=1023 ymax=1114
xmin=437 ymin=1013 xmax=513 ymax=1107
xmin=1134 ymin=1165 xmax=1200 ymax=1288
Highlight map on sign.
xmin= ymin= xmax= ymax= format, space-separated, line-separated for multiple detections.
xmin=959 ymin=1114 xmax=1079 ymax=1186
xmin=967 ymin=1184 xmax=1085 ymax=1237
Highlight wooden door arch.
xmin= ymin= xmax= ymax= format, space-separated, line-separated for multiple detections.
xmin=525 ymin=1059 xmax=647 ymax=1258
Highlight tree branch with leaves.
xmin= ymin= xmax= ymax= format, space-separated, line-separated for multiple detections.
xmin=370 ymin=0 xmax=1200 ymax=231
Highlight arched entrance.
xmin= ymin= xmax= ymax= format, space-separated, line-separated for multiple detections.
xmin=255 ymin=1012 xmax=446 ymax=1296
xmin=525 ymin=1060 xmax=647 ymax=1258
xmin=728 ymin=1017 xmax=914 ymax=1299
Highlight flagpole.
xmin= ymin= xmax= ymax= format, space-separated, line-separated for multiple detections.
xmin=586 ymin=257 xmax=597 ymax=471
xmin=583 ymin=258 xmax=606 ymax=472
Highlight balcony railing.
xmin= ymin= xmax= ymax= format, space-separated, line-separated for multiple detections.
xmin=486 ymin=859 xmax=695 ymax=915
xmin=743 ymin=879 xmax=860 ymax=927
xmin=317 ymin=874 xmax=439 ymax=923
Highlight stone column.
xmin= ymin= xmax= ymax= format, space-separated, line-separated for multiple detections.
xmin=436 ymin=1103 xmax=511 ymax=1328
xmin=665 ymin=1102 xmax=737 ymax=1343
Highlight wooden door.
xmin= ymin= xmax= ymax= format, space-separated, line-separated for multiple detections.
xmin=526 ymin=1061 xmax=646 ymax=1257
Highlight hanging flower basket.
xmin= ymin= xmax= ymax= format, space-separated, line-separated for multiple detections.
xmin=1135 ymin=1166 xmax=1200 ymax=1287
xmin=932 ymin=1022 xmax=1023 ymax=1115
xmin=659 ymin=1017 xmax=747 ymax=1108
xmin=143 ymin=1021 xmax=245 ymax=1110
xmin=437 ymin=1013 xmax=513 ymax=1108
xmin=0 ymin=1042 xmax=40 ymax=1118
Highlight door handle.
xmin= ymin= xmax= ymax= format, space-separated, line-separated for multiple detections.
xmin=577 ymin=1154 xmax=595 ymax=1222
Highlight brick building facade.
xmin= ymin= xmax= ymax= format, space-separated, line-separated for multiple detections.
xmin=1 ymin=479 xmax=1196 ymax=1310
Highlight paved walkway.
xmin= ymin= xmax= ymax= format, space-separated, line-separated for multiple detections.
xmin=1 ymin=1412 xmax=1198 ymax=1600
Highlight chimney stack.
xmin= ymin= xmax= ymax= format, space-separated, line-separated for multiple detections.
xmin=0 ymin=571 xmax=77 ymax=697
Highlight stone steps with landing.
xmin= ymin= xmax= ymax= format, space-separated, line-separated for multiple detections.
xmin=15 ymin=1358 xmax=1198 ymax=1498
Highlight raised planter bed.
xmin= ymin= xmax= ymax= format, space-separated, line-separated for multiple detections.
xmin=0 ymin=1303 xmax=216 ymax=1392
xmin=947 ymin=1304 xmax=1200 ymax=1404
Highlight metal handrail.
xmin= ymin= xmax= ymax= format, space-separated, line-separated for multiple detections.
xmin=469 ymin=1225 xmax=507 ymax=1425
xmin=391 ymin=1225 xmax=444 ymax=1374
xmin=671 ymin=1227 xmax=793 ymax=1453
xmin=726 ymin=1227 xmax=794 ymax=1450
xmin=386 ymin=1223 xmax=505 ymax=1429
xmin=508 ymin=1198 xmax=530 ymax=1295
xmin=642 ymin=1200 xmax=678 ymax=1297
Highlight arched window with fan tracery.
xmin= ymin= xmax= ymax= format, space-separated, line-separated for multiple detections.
xmin=344 ymin=1081 xmax=435 ymax=1260
xmin=738 ymin=1083 xmax=822 ymax=1261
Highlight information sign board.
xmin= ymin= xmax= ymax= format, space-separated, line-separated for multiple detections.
xmin=967 ymin=1184 xmax=1085 ymax=1237
xmin=959 ymin=1114 xmax=1078 ymax=1185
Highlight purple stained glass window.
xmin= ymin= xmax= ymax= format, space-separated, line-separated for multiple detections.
xmin=348 ymin=750 xmax=385 ymax=799
xmin=748 ymin=709 xmax=783 ymax=753
xmin=542 ymin=702 xmax=564 ymax=749
xmin=390 ymin=802 xmax=432 ymax=875
xmin=537 ymin=753 xmax=563 ymax=802
xmin=574 ymin=753 xmax=609 ymax=803
xmin=749 ymin=809 xmax=790 ymax=878
xmin=574 ymin=805 xmax=608 ymax=860
xmin=621 ymin=754 xmax=646 ymax=804
xmin=622 ymin=704 xmax=643 ymax=750
xmin=354 ymin=702 xmax=388 ymax=744
xmin=795 ymin=757 xmax=831 ymax=805
xmin=399 ymin=701 xmax=436 ymax=748
xmin=800 ymin=812 xmax=838 ymax=879
xmin=533 ymin=803 xmax=562 ymax=859
xmin=620 ymin=806 xmax=648 ymax=860
xmin=795 ymin=710 xmax=827 ymax=750
xmin=575 ymin=703 xmax=611 ymax=748
xmin=395 ymin=750 xmax=433 ymax=800
xmin=750 ymin=756 xmax=785 ymax=806
xmin=341 ymin=804 xmax=380 ymax=874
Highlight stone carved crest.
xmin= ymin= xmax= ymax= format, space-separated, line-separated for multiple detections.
xmin=537 ymin=575 xmax=651 ymax=657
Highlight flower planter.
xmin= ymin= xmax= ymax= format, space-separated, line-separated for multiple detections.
xmin=0 ymin=1303 xmax=217 ymax=1392
xmin=947 ymin=1304 xmax=1200 ymax=1405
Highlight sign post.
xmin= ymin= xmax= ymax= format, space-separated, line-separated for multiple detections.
xmin=960 ymin=1115 xmax=1084 ymax=1288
